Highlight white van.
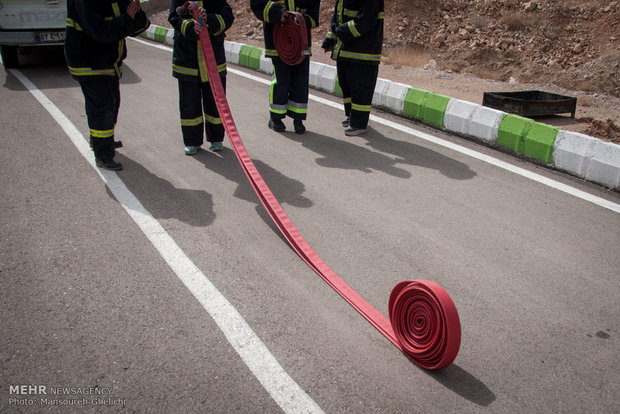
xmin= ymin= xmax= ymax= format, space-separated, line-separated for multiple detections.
xmin=0 ymin=0 xmax=67 ymax=68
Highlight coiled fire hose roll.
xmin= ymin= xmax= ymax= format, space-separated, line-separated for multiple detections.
xmin=273 ymin=11 xmax=309 ymax=66
xmin=389 ymin=280 xmax=461 ymax=369
xmin=188 ymin=2 xmax=461 ymax=370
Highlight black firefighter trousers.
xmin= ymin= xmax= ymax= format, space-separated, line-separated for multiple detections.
xmin=337 ymin=60 xmax=379 ymax=129
xmin=79 ymin=77 xmax=120 ymax=161
xmin=269 ymin=56 xmax=309 ymax=121
xmin=178 ymin=74 xmax=226 ymax=148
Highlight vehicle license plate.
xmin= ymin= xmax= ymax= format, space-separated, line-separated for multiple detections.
xmin=37 ymin=31 xmax=65 ymax=43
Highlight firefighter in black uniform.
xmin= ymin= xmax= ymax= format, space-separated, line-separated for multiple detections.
xmin=65 ymin=0 xmax=150 ymax=170
xmin=322 ymin=0 xmax=383 ymax=136
xmin=169 ymin=0 xmax=234 ymax=155
xmin=250 ymin=0 xmax=320 ymax=134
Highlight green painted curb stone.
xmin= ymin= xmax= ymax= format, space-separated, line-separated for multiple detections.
xmin=403 ymin=88 xmax=430 ymax=120
xmin=247 ymin=46 xmax=262 ymax=70
xmin=334 ymin=77 xmax=342 ymax=97
xmin=497 ymin=114 xmax=534 ymax=153
xmin=154 ymin=26 xmax=167 ymax=43
xmin=422 ymin=93 xmax=450 ymax=128
xmin=523 ymin=122 xmax=559 ymax=163
xmin=239 ymin=45 xmax=252 ymax=68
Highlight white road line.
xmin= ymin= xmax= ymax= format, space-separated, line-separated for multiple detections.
xmin=9 ymin=68 xmax=324 ymax=414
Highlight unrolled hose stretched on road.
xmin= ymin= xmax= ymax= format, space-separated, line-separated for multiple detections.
xmin=188 ymin=2 xmax=461 ymax=369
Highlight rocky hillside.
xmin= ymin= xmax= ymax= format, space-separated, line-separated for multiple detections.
xmin=386 ymin=0 xmax=619 ymax=97
xmin=227 ymin=0 xmax=619 ymax=97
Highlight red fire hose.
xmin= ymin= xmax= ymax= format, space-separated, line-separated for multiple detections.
xmin=188 ymin=2 xmax=460 ymax=369
xmin=273 ymin=11 xmax=308 ymax=66
xmin=389 ymin=280 xmax=461 ymax=369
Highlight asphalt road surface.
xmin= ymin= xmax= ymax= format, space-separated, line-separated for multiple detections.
xmin=1 ymin=39 xmax=619 ymax=413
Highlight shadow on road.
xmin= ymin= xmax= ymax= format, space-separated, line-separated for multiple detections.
xmin=363 ymin=126 xmax=477 ymax=180
xmin=426 ymin=362 xmax=496 ymax=406
xmin=280 ymin=126 xmax=477 ymax=180
xmin=190 ymin=148 xmax=313 ymax=245
xmin=112 ymin=154 xmax=216 ymax=227
xmin=193 ymin=148 xmax=313 ymax=209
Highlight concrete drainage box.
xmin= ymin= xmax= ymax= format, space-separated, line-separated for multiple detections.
xmin=482 ymin=90 xmax=577 ymax=118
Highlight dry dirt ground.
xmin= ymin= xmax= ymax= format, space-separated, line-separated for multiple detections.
xmin=148 ymin=0 xmax=619 ymax=144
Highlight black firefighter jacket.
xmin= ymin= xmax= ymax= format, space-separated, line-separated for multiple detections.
xmin=65 ymin=0 xmax=150 ymax=80
xmin=324 ymin=0 xmax=384 ymax=65
xmin=168 ymin=0 xmax=234 ymax=83
xmin=250 ymin=0 xmax=320 ymax=58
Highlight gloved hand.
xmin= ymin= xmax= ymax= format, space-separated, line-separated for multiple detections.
xmin=193 ymin=6 xmax=207 ymax=34
xmin=321 ymin=37 xmax=335 ymax=52
xmin=177 ymin=2 xmax=190 ymax=15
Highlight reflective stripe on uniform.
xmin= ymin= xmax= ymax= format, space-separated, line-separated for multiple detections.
xmin=347 ymin=20 xmax=361 ymax=38
xmin=305 ymin=14 xmax=317 ymax=28
xmin=181 ymin=19 xmax=193 ymax=36
xmin=69 ymin=66 xmax=117 ymax=77
xmin=172 ymin=62 xmax=226 ymax=78
xmin=204 ymin=114 xmax=222 ymax=125
xmin=343 ymin=8 xmax=356 ymax=18
xmin=265 ymin=48 xmax=278 ymax=57
xmin=66 ymin=18 xmax=82 ymax=30
xmin=181 ymin=115 xmax=204 ymax=127
xmin=213 ymin=14 xmax=226 ymax=36
xmin=110 ymin=3 xmax=123 ymax=78
xmin=90 ymin=128 xmax=115 ymax=138
xmin=263 ymin=1 xmax=277 ymax=22
xmin=351 ymin=102 xmax=371 ymax=112
xmin=270 ymin=103 xmax=287 ymax=114
xmin=197 ymin=44 xmax=208 ymax=82
xmin=287 ymin=100 xmax=307 ymax=115
xmin=338 ymin=50 xmax=381 ymax=62
xmin=173 ymin=64 xmax=198 ymax=76
xmin=270 ymin=70 xmax=287 ymax=114
xmin=343 ymin=9 xmax=384 ymax=19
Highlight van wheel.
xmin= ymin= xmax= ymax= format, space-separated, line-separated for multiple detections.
xmin=1 ymin=46 xmax=19 ymax=68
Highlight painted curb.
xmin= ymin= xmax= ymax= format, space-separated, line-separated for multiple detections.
xmin=497 ymin=114 xmax=535 ymax=155
xmin=422 ymin=93 xmax=450 ymax=129
xmin=141 ymin=25 xmax=620 ymax=190
xmin=587 ymin=140 xmax=620 ymax=188
xmin=554 ymin=131 xmax=620 ymax=188
xmin=402 ymin=88 xmax=429 ymax=120
xmin=259 ymin=50 xmax=273 ymax=74
xmin=523 ymin=122 xmax=559 ymax=164
xmin=225 ymin=41 xmax=243 ymax=65
xmin=383 ymin=81 xmax=410 ymax=115
xmin=372 ymin=78 xmax=391 ymax=108
xmin=444 ymin=99 xmax=479 ymax=138
xmin=468 ymin=105 xmax=504 ymax=144
xmin=308 ymin=62 xmax=336 ymax=94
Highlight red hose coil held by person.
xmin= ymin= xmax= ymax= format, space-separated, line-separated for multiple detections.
xmin=273 ymin=11 xmax=309 ymax=66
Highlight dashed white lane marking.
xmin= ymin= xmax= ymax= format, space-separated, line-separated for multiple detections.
xmin=10 ymin=68 xmax=324 ymax=414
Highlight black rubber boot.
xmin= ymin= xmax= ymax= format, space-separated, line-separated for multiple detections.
xmin=268 ymin=118 xmax=286 ymax=132
xmin=293 ymin=119 xmax=306 ymax=134
xmin=92 ymin=137 xmax=122 ymax=171
xmin=89 ymin=138 xmax=123 ymax=149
